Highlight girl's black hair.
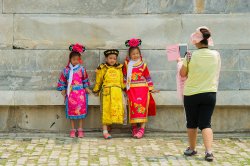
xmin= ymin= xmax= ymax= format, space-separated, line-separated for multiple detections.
xmin=200 ymin=28 xmax=211 ymax=45
xmin=69 ymin=51 xmax=81 ymax=59
xmin=128 ymin=47 xmax=141 ymax=57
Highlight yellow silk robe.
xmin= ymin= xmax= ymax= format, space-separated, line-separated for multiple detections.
xmin=93 ymin=63 xmax=126 ymax=125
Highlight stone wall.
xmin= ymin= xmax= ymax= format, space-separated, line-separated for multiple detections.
xmin=0 ymin=0 xmax=249 ymax=132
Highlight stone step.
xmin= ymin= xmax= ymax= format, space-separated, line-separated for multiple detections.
xmin=0 ymin=90 xmax=250 ymax=106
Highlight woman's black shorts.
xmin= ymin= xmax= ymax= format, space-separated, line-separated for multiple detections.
xmin=184 ymin=92 xmax=216 ymax=130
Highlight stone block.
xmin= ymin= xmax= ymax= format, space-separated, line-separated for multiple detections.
xmin=148 ymin=0 xmax=194 ymax=14
xmin=148 ymin=0 xmax=250 ymax=14
xmin=216 ymin=90 xmax=250 ymax=106
xmin=0 ymin=90 xmax=250 ymax=106
xmin=218 ymin=71 xmax=240 ymax=90
xmin=15 ymin=106 xmax=101 ymax=131
xmin=142 ymin=50 xmax=176 ymax=71
xmin=0 ymin=69 xmax=96 ymax=90
xmin=219 ymin=49 xmax=239 ymax=71
xmin=0 ymin=50 xmax=99 ymax=72
xmin=239 ymin=50 xmax=250 ymax=71
xmin=6 ymin=71 xmax=55 ymax=90
xmin=0 ymin=14 xmax=13 ymax=48
xmin=240 ymin=71 xmax=250 ymax=90
xmin=151 ymin=71 xmax=176 ymax=91
xmin=0 ymin=71 xmax=14 ymax=90
xmin=148 ymin=106 xmax=250 ymax=132
xmin=203 ymin=0 xmax=250 ymax=14
xmin=0 ymin=107 xmax=15 ymax=131
xmin=148 ymin=106 xmax=186 ymax=131
xmin=36 ymin=50 xmax=100 ymax=71
xmin=14 ymin=14 xmax=182 ymax=49
xmin=0 ymin=0 xmax=2 ymax=13
xmin=0 ymin=91 xmax=14 ymax=105
xmin=181 ymin=14 xmax=250 ymax=49
xmin=212 ymin=106 xmax=250 ymax=132
xmin=3 ymin=0 xmax=147 ymax=14
xmin=0 ymin=50 xmax=37 ymax=71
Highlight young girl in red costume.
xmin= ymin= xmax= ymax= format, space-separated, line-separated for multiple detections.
xmin=57 ymin=43 xmax=92 ymax=138
xmin=123 ymin=38 xmax=159 ymax=139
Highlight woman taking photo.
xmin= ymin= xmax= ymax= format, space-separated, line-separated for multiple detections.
xmin=178 ymin=26 xmax=221 ymax=162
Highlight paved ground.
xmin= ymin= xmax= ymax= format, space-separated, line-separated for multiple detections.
xmin=0 ymin=132 xmax=249 ymax=166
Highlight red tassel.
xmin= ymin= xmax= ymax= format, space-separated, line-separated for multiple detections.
xmin=148 ymin=93 xmax=156 ymax=116
xmin=79 ymin=57 xmax=83 ymax=64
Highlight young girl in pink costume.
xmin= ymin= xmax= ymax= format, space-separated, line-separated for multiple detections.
xmin=57 ymin=43 xmax=91 ymax=138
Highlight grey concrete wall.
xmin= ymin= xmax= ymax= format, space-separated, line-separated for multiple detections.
xmin=0 ymin=0 xmax=249 ymax=132
xmin=0 ymin=106 xmax=249 ymax=132
xmin=1 ymin=49 xmax=250 ymax=91
xmin=0 ymin=1 xmax=249 ymax=91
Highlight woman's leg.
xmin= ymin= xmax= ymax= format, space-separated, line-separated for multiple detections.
xmin=202 ymin=128 xmax=214 ymax=162
xmin=183 ymin=95 xmax=199 ymax=154
xmin=187 ymin=128 xmax=198 ymax=150
xmin=198 ymin=92 xmax=216 ymax=153
xmin=197 ymin=92 xmax=216 ymax=161
xmin=202 ymin=128 xmax=213 ymax=152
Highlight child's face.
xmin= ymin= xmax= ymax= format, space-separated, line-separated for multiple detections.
xmin=70 ymin=56 xmax=80 ymax=66
xmin=130 ymin=48 xmax=141 ymax=61
xmin=106 ymin=54 xmax=117 ymax=66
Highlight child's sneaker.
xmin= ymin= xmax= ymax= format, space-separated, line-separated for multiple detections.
xmin=131 ymin=126 xmax=138 ymax=137
xmin=70 ymin=129 xmax=76 ymax=138
xmin=205 ymin=152 xmax=214 ymax=162
xmin=183 ymin=147 xmax=197 ymax=156
xmin=77 ymin=128 xmax=84 ymax=138
xmin=134 ymin=128 xmax=145 ymax=139
xmin=103 ymin=133 xmax=112 ymax=139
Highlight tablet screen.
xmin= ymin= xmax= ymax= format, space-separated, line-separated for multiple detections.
xmin=179 ymin=44 xmax=188 ymax=58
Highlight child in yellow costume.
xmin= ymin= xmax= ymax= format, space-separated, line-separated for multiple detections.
xmin=93 ymin=49 xmax=127 ymax=139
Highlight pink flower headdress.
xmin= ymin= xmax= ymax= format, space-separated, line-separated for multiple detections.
xmin=67 ymin=43 xmax=86 ymax=66
xmin=125 ymin=38 xmax=142 ymax=47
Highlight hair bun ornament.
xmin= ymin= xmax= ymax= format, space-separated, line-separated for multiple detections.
xmin=69 ymin=43 xmax=85 ymax=53
xmin=125 ymin=38 xmax=142 ymax=47
xmin=190 ymin=26 xmax=214 ymax=46
xmin=104 ymin=49 xmax=119 ymax=57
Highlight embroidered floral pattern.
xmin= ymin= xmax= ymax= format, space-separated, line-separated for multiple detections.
xmin=134 ymin=103 xmax=146 ymax=114
xmin=131 ymin=72 xmax=142 ymax=81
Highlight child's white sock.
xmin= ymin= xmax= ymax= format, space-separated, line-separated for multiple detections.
xmin=103 ymin=130 xmax=108 ymax=134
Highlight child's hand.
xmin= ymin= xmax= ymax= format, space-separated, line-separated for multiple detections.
xmin=94 ymin=92 xmax=99 ymax=97
xmin=61 ymin=90 xmax=66 ymax=97
xmin=185 ymin=51 xmax=192 ymax=62
xmin=150 ymin=89 xmax=160 ymax=93
xmin=177 ymin=57 xmax=182 ymax=63
xmin=85 ymin=88 xmax=93 ymax=95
